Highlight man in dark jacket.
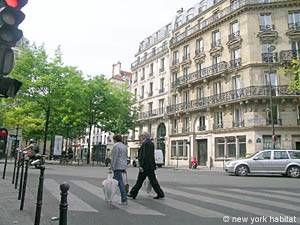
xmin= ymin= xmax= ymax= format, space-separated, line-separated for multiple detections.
xmin=128 ymin=132 xmax=164 ymax=199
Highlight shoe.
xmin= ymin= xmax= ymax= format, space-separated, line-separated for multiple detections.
xmin=153 ymin=195 xmax=164 ymax=199
xmin=127 ymin=194 xmax=136 ymax=199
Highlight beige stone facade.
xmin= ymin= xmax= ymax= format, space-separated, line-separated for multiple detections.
xmin=129 ymin=0 xmax=300 ymax=168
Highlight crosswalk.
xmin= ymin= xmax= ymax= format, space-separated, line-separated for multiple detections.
xmin=44 ymin=178 xmax=300 ymax=223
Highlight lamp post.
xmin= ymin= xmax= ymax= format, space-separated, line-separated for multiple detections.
xmin=267 ymin=45 xmax=276 ymax=149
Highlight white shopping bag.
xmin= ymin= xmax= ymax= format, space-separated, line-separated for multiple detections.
xmin=143 ymin=178 xmax=152 ymax=194
xmin=102 ymin=170 xmax=118 ymax=206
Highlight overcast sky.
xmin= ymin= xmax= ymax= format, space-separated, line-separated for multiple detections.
xmin=21 ymin=0 xmax=198 ymax=77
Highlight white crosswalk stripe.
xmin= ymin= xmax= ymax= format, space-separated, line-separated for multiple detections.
xmin=266 ymin=190 xmax=300 ymax=197
xmin=44 ymin=178 xmax=300 ymax=221
xmin=70 ymin=180 xmax=165 ymax=216
xmin=165 ymin=187 xmax=288 ymax=217
xmin=184 ymin=187 xmax=300 ymax=213
xmin=225 ymin=188 xmax=300 ymax=203
xmin=44 ymin=179 xmax=98 ymax=212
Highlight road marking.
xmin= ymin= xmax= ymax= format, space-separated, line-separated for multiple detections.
xmin=149 ymin=195 xmax=225 ymax=218
xmin=44 ymin=179 xmax=98 ymax=212
xmin=164 ymin=187 xmax=285 ymax=217
xmin=266 ymin=190 xmax=300 ymax=197
xmin=184 ymin=187 xmax=300 ymax=214
xmin=225 ymin=188 xmax=300 ymax=203
xmin=70 ymin=180 xmax=164 ymax=216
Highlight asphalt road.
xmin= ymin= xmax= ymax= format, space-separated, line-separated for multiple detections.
xmin=3 ymin=164 xmax=300 ymax=225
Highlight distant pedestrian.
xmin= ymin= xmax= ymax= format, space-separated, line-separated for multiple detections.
xmin=128 ymin=132 xmax=164 ymax=200
xmin=111 ymin=134 xmax=128 ymax=205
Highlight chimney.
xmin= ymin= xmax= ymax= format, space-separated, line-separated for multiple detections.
xmin=112 ymin=61 xmax=122 ymax=77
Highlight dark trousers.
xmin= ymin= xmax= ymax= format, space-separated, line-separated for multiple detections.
xmin=129 ymin=170 xmax=164 ymax=198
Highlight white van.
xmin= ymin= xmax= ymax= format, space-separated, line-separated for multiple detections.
xmin=155 ymin=149 xmax=164 ymax=168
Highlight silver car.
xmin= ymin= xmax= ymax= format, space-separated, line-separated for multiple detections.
xmin=225 ymin=150 xmax=300 ymax=178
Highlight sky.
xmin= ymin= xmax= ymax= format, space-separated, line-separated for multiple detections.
xmin=20 ymin=0 xmax=199 ymax=77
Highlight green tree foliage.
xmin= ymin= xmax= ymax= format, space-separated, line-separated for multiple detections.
xmin=1 ymin=41 xmax=137 ymax=154
xmin=282 ymin=59 xmax=300 ymax=92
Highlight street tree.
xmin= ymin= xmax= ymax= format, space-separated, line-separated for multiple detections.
xmin=281 ymin=59 xmax=300 ymax=92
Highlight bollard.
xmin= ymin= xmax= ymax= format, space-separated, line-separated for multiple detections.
xmin=12 ymin=127 xmax=20 ymax=184
xmin=15 ymin=151 xmax=22 ymax=189
xmin=34 ymin=163 xmax=45 ymax=225
xmin=20 ymin=158 xmax=29 ymax=210
xmin=1 ymin=128 xmax=8 ymax=179
xmin=18 ymin=155 xmax=25 ymax=200
xmin=59 ymin=183 xmax=70 ymax=225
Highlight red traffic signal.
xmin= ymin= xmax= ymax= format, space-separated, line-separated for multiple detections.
xmin=4 ymin=0 xmax=28 ymax=9
xmin=0 ymin=128 xmax=8 ymax=138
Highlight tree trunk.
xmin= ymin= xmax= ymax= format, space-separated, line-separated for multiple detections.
xmin=43 ymin=107 xmax=50 ymax=155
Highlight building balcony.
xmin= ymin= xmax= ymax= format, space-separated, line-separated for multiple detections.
xmin=280 ymin=50 xmax=300 ymax=62
xmin=213 ymin=123 xmax=223 ymax=129
xmin=227 ymin=31 xmax=242 ymax=48
xmin=194 ymin=48 xmax=206 ymax=62
xmin=266 ymin=118 xmax=282 ymax=126
xmin=287 ymin=22 xmax=300 ymax=37
xmin=262 ymin=53 xmax=278 ymax=63
xmin=210 ymin=40 xmax=223 ymax=55
xmin=166 ymin=85 xmax=300 ymax=115
xmin=182 ymin=127 xmax=190 ymax=133
xmin=197 ymin=125 xmax=206 ymax=131
xmin=257 ymin=24 xmax=278 ymax=42
xmin=232 ymin=120 xmax=245 ymax=128
xmin=138 ymin=108 xmax=164 ymax=120
xmin=229 ymin=58 xmax=242 ymax=69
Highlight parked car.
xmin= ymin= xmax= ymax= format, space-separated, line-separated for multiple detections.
xmin=225 ymin=149 xmax=300 ymax=178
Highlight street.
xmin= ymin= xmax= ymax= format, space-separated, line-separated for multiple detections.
xmin=1 ymin=164 xmax=300 ymax=225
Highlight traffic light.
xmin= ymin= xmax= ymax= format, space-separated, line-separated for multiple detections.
xmin=0 ymin=0 xmax=27 ymax=46
xmin=0 ymin=75 xmax=22 ymax=97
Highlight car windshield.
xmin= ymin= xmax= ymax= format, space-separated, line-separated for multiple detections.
xmin=288 ymin=151 xmax=300 ymax=159
xmin=245 ymin=151 xmax=260 ymax=159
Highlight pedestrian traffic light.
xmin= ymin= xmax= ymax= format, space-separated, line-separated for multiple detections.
xmin=0 ymin=75 xmax=22 ymax=97
xmin=0 ymin=0 xmax=27 ymax=47
xmin=0 ymin=128 xmax=8 ymax=140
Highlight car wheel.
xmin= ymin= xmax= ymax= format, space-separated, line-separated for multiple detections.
xmin=235 ymin=165 xmax=249 ymax=176
xmin=287 ymin=166 xmax=300 ymax=178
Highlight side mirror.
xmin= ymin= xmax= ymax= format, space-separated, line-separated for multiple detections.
xmin=253 ymin=157 xmax=259 ymax=160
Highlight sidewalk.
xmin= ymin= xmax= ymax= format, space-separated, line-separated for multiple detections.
xmin=0 ymin=178 xmax=35 ymax=225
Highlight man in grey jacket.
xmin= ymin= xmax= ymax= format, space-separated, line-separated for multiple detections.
xmin=111 ymin=134 xmax=128 ymax=205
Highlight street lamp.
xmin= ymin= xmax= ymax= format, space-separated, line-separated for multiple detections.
xmin=267 ymin=45 xmax=276 ymax=149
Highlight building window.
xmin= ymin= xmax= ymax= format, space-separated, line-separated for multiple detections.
xmin=212 ymin=55 xmax=221 ymax=65
xmin=214 ymin=111 xmax=223 ymax=128
xmin=149 ymin=82 xmax=153 ymax=97
xmin=233 ymin=107 xmax=243 ymax=127
xmin=183 ymin=117 xmax=189 ymax=132
xmin=264 ymin=71 xmax=277 ymax=90
xmin=134 ymin=72 xmax=138 ymax=83
xmin=213 ymin=81 xmax=221 ymax=95
xmin=239 ymin=136 xmax=246 ymax=158
xmin=172 ymin=72 xmax=178 ymax=84
xmin=173 ymin=51 xmax=179 ymax=65
xmin=196 ymin=86 xmax=204 ymax=99
xmin=230 ymin=20 xmax=240 ymax=39
xmin=215 ymin=138 xmax=225 ymax=158
xmin=227 ymin=136 xmax=236 ymax=158
xmin=141 ymin=68 xmax=145 ymax=80
xmin=212 ymin=30 xmax=221 ymax=48
xmin=159 ymin=99 xmax=164 ymax=114
xmin=262 ymin=43 xmax=277 ymax=63
xmin=266 ymin=104 xmax=280 ymax=125
xmin=148 ymin=102 xmax=153 ymax=114
xmin=134 ymin=88 xmax=137 ymax=101
xmin=171 ymin=141 xmax=176 ymax=157
xmin=297 ymin=105 xmax=300 ymax=119
xmin=288 ymin=11 xmax=300 ymax=29
xmin=196 ymin=38 xmax=204 ymax=54
xmin=183 ymin=45 xmax=190 ymax=61
xmin=259 ymin=13 xmax=273 ymax=31
xmin=141 ymin=85 xmax=144 ymax=99
xmin=291 ymin=40 xmax=300 ymax=58
xmin=148 ymin=123 xmax=152 ymax=135
xmin=159 ymin=78 xmax=164 ymax=93
xmin=263 ymin=135 xmax=281 ymax=149
xmin=198 ymin=116 xmax=206 ymax=131
xmin=196 ymin=62 xmax=203 ymax=76
xmin=160 ymin=58 xmax=165 ymax=72
xmin=149 ymin=63 xmax=154 ymax=76
xmin=230 ymin=48 xmax=241 ymax=67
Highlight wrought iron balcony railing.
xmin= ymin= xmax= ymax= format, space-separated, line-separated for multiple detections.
xmin=166 ymin=85 xmax=299 ymax=114
xmin=266 ymin=118 xmax=282 ymax=125
xmin=170 ymin=0 xmax=288 ymax=47
xmin=259 ymin=24 xmax=275 ymax=32
xmin=229 ymin=58 xmax=241 ymax=68
xmin=213 ymin=123 xmax=223 ymax=129
xmin=197 ymin=125 xmax=206 ymax=131
xmin=171 ymin=61 xmax=228 ymax=89
xmin=262 ymin=53 xmax=278 ymax=63
xmin=288 ymin=22 xmax=300 ymax=30
xmin=232 ymin=120 xmax=245 ymax=128
xmin=138 ymin=108 xmax=165 ymax=120
xmin=280 ymin=50 xmax=300 ymax=61
xmin=228 ymin=31 xmax=240 ymax=42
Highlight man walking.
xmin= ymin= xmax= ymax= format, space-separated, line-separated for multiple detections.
xmin=128 ymin=132 xmax=164 ymax=199
xmin=111 ymin=134 xmax=128 ymax=205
